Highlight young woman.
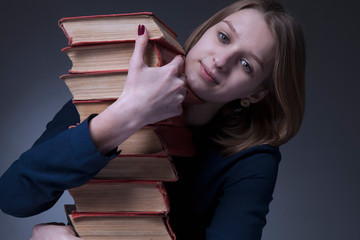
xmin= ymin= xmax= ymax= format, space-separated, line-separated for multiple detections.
xmin=1 ymin=0 xmax=305 ymax=239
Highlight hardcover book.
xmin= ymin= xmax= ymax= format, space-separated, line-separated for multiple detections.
xmin=59 ymin=12 xmax=184 ymax=54
xmin=65 ymin=205 xmax=176 ymax=240
xmin=63 ymin=41 xmax=178 ymax=73
xmin=93 ymin=154 xmax=177 ymax=181
xmin=68 ymin=181 xmax=170 ymax=213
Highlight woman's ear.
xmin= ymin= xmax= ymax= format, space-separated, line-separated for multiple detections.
xmin=247 ymin=88 xmax=269 ymax=103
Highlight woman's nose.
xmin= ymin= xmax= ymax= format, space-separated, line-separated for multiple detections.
xmin=213 ymin=51 xmax=234 ymax=72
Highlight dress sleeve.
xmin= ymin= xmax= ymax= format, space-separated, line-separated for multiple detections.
xmin=0 ymin=100 xmax=117 ymax=217
xmin=205 ymin=150 xmax=280 ymax=240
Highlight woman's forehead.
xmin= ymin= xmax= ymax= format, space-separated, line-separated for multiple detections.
xmin=222 ymin=8 xmax=264 ymax=26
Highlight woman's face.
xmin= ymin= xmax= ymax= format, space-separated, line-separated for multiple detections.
xmin=185 ymin=8 xmax=276 ymax=103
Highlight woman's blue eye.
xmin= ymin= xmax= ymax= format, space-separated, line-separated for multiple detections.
xmin=241 ymin=59 xmax=252 ymax=73
xmin=218 ymin=32 xmax=229 ymax=43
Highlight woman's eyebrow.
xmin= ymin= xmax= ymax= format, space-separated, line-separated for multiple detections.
xmin=223 ymin=20 xmax=238 ymax=36
xmin=222 ymin=20 xmax=264 ymax=70
xmin=249 ymin=52 xmax=264 ymax=70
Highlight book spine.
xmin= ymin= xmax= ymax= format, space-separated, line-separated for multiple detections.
xmin=58 ymin=21 xmax=73 ymax=46
xmin=163 ymin=215 xmax=176 ymax=240
xmin=156 ymin=181 xmax=171 ymax=213
xmin=153 ymin=125 xmax=196 ymax=157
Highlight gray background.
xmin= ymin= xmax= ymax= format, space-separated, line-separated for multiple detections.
xmin=0 ymin=0 xmax=359 ymax=239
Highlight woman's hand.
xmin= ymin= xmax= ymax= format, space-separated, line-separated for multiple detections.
xmin=89 ymin=25 xmax=186 ymax=154
xmin=119 ymin=24 xmax=186 ymax=125
xmin=30 ymin=223 xmax=83 ymax=240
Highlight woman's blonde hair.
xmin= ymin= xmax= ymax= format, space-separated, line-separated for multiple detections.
xmin=184 ymin=0 xmax=306 ymax=155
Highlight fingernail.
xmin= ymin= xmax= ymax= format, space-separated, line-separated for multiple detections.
xmin=138 ymin=24 xmax=145 ymax=36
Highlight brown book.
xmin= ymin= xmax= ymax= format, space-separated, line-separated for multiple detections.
xmin=62 ymin=71 xmax=203 ymax=105
xmin=61 ymin=71 xmax=127 ymax=101
xmin=65 ymin=205 xmax=175 ymax=240
xmin=63 ymin=40 xmax=179 ymax=73
xmin=59 ymin=12 xmax=184 ymax=55
xmin=68 ymin=181 xmax=170 ymax=213
xmin=94 ymin=154 xmax=177 ymax=181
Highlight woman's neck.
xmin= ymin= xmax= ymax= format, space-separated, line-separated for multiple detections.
xmin=185 ymin=101 xmax=224 ymax=127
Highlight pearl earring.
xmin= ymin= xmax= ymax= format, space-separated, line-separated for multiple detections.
xmin=240 ymin=98 xmax=251 ymax=108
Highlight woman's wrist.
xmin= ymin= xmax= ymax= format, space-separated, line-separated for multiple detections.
xmin=88 ymin=96 xmax=146 ymax=155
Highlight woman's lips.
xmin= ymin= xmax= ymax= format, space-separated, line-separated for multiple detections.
xmin=200 ymin=62 xmax=219 ymax=85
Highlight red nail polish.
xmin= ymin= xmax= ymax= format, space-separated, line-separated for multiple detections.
xmin=138 ymin=24 xmax=145 ymax=35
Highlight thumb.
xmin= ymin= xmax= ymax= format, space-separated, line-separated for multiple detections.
xmin=167 ymin=55 xmax=185 ymax=74
xmin=130 ymin=24 xmax=149 ymax=69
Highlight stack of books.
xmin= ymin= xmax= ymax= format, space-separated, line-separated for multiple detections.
xmin=59 ymin=12 xmax=201 ymax=240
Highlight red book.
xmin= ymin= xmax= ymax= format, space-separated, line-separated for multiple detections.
xmin=59 ymin=12 xmax=184 ymax=55
xmin=65 ymin=204 xmax=176 ymax=240
xmin=94 ymin=154 xmax=178 ymax=182
xmin=62 ymin=40 xmax=180 ymax=73
xmin=68 ymin=180 xmax=170 ymax=214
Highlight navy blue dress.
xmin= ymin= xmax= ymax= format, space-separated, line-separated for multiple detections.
xmin=0 ymin=100 xmax=280 ymax=239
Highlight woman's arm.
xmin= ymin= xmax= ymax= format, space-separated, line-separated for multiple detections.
xmin=0 ymin=100 xmax=115 ymax=217
xmin=30 ymin=223 xmax=82 ymax=240
xmin=206 ymin=149 xmax=280 ymax=240
xmin=0 ymin=26 xmax=186 ymax=217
